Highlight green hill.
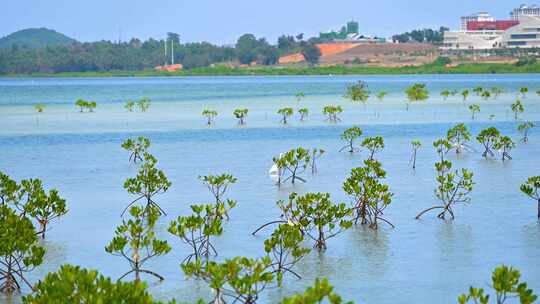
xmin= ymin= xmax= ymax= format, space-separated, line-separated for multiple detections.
xmin=0 ymin=28 xmax=77 ymax=49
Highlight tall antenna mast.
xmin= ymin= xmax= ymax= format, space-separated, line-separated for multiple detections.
xmin=171 ymin=39 xmax=174 ymax=65
xmin=164 ymin=38 xmax=168 ymax=65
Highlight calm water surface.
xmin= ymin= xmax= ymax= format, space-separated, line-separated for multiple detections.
xmin=0 ymin=75 xmax=539 ymax=303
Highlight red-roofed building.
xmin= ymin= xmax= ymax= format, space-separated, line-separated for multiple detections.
xmin=154 ymin=64 xmax=183 ymax=72
xmin=467 ymin=20 xmax=520 ymax=31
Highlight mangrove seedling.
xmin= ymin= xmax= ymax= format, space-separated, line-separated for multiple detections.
xmin=405 ymin=83 xmax=429 ymax=110
xmin=34 ymin=103 xmax=45 ymax=113
xmin=264 ymin=224 xmax=310 ymax=286
xmin=494 ymin=136 xmax=515 ymax=162
xmin=481 ymin=90 xmax=491 ymax=100
xmin=75 ymin=99 xmax=86 ymax=112
xmin=121 ymin=136 xmax=151 ymax=164
xmin=125 ymin=100 xmax=135 ymax=112
xmin=415 ymin=159 xmax=474 ymax=220
xmin=122 ymin=153 xmax=171 ymax=216
xmin=376 ymin=91 xmax=387 ymax=101
xmin=410 ymin=140 xmax=421 ymax=170
xmin=272 ymin=147 xmax=311 ymax=185
xmin=137 ymin=97 xmax=151 ymax=112
xmin=0 ymin=204 xmax=45 ymax=294
xmin=199 ymin=174 xmax=237 ymax=220
xmin=518 ymin=121 xmax=535 ymax=143
xmin=473 ymin=86 xmax=484 ymax=96
xmin=457 ymin=265 xmax=537 ymax=304
xmin=447 ymin=123 xmax=473 ymax=154
xmin=491 ymin=86 xmax=504 ymax=99
xmin=278 ymin=107 xmax=294 ymax=124
xmin=361 ymin=136 xmax=385 ymax=160
xmin=22 ymin=264 xmax=156 ymax=303
xmin=323 ymin=105 xmax=343 ymax=123
xmin=476 ymin=127 xmax=500 ymax=158
xmin=433 ymin=138 xmax=452 ymax=162
xmin=202 ymin=108 xmax=218 ymax=125
xmin=168 ymin=203 xmax=225 ymax=264
xmin=520 ymin=176 xmax=540 ymax=218
xmin=441 ymin=90 xmax=450 ymax=100
xmin=282 ymin=278 xmax=352 ymax=304
xmin=309 ymin=148 xmax=325 ymax=174
xmin=344 ymin=81 xmax=370 ymax=103
xmin=339 ymin=126 xmax=363 ymax=153
xmin=298 ymin=108 xmax=309 ymax=121
xmin=469 ymin=104 xmax=480 ymax=120
xmin=105 ymin=206 xmax=171 ymax=282
xmin=295 ymin=91 xmax=306 ymax=103
xmin=520 ymin=87 xmax=529 ymax=98
xmin=511 ymin=100 xmax=524 ymax=120
xmin=343 ymin=159 xmax=394 ymax=229
xmin=233 ymin=108 xmax=249 ymax=125
xmin=462 ymin=89 xmax=470 ymax=101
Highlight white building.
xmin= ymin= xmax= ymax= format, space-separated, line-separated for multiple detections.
xmin=511 ymin=4 xmax=540 ymax=20
xmin=502 ymin=15 xmax=540 ymax=47
xmin=460 ymin=12 xmax=494 ymax=31
xmin=443 ymin=31 xmax=503 ymax=50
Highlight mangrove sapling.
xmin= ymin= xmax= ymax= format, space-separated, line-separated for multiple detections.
xmin=344 ymin=81 xmax=370 ymax=103
xmin=520 ymin=176 xmax=540 ymax=218
xmin=282 ymin=278 xmax=352 ymax=304
xmin=476 ymin=127 xmax=501 ymax=158
xmin=343 ymin=160 xmax=394 ymax=229
xmin=295 ymin=91 xmax=306 ymax=103
xmin=494 ymin=136 xmax=515 ymax=162
xmin=287 ymin=192 xmax=352 ymax=250
xmin=125 ymin=100 xmax=135 ymax=112
xmin=433 ymin=138 xmax=452 ymax=162
xmin=298 ymin=108 xmax=309 ymax=121
xmin=322 ymin=105 xmax=343 ymax=123
xmin=75 ymin=99 xmax=87 ymax=112
xmin=441 ymin=90 xmax=450 ymax=101
xmin=263 ymin=224 xmax=310 ymax=286
xmin=309 ymin=148 xmax=325 ymax=174
xmin=361 ymin=136 xmax=385 ymax=160
xmin=168 ymin=203 xmax=224 ymax=264
xmin=199 ymin=174 xmax=237 ymax=220
xmin=410 ymin=140 xmax=421 ymax=170
xmin=0 ymin=171 xmax=20 ymax=205
xmin=20 ymin=179 xmax=67 ymax=239
xmin=462 ymin=89 xmax=470 ymax=101
xmin=34 ymin=103 xmax=45 ymax=113
xmin=457 ymin=265 xmax=537 ymax=304
xmin=405 ymin=83 xmax=429 ymax=110
xmin=0 ymin=205 xmax=45 ymax=294
xmin=122 ymin=153 xmax=171 ymax=216
xmin=339 ymin=126 xmax=363 ymax=153
xmin=137 ymin=97 xmax=151 ymax=112
xmin=234 ymin=108 xmax=249 ymax=125
xmin=202 ymin=108 xmax=218 ymax=125
xmin=121 ymin=136 xmax=151 ymax=164
xmin=106 ymin=206 xmax=171 ymax=282
xmin=473 ymin=86 xmax=484 ymax=96
xmin=491 ymin=86 xmax=504 ymax=99
xmin=469 ymin=104 xmax=480 ymax=120
xmin=22 ymin=264 xmax=157 ymax=303
xmin=511 ymin=100 xmax=524 ymax=120
xmin=376 ymin=91 xmax=387 ymax=101
xmin=520 ymin=87 xmax=529 ymax=98
xmin=278 ymin=107 xmax=294 ymax=124
xmin=447 ymin=123 xmax=473 ymax=154
xmin=272 ymin=147 xmax=311 ymax=185
xmin=481 ymin=90 xmax=491 ymax=100
xmin=517 ymin=121 xmax=535 ymax=143
xmin=415 ymin=159 xmax=474 ymax=220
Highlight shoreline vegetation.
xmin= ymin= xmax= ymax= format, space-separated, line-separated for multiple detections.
xmin=2 ymin=62 xmax=540 ymax=78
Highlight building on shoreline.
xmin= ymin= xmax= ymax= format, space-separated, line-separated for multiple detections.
xmin=443 ymin=5 xmax=540 ymax=50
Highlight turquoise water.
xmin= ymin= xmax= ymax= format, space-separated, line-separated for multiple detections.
xmin=0 ymin=75 xmax=539 ymax=303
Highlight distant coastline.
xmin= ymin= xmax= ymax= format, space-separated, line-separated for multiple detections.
xmin=2 ymin=62 xmax=540 ymax=78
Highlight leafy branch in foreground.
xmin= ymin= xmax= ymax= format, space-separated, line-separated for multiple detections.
xmin=22 ymin=264 xmax=157 ymax=304
xmin=0 ymin=204 xmax=45 ymax=294
xmin=282 ymin=278 xmax=353 ymax=304
xmin=339 ymin=126 xmax=362 ymax=153
xmin=264 ymin=224 xmax=310 ymax=286
xmin=520 ymin=176 xmax=540 ymax=219
xmin=122 ymin=153 xmax=171 ymax=216
xmin=518 ymin=121 xmax=535 ymax=143
xmin=457 ymin=265 xmax=537 ymax=304
xmin=477 ymin=127 xmax=500 ymax=159
xmin=105 ymin=206 xmax=171 ymax=282
xmin=343 ymin=160 xmax=394 ymax=229
xmin=121 ymin=136 xmax=151 ymax=164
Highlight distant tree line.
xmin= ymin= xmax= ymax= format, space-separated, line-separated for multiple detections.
xmin=392 ymin=27 xmax=449 ymax=44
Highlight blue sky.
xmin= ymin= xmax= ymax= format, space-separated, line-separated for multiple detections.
xmin=0 ymin=0 xmax=531 ymax=45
